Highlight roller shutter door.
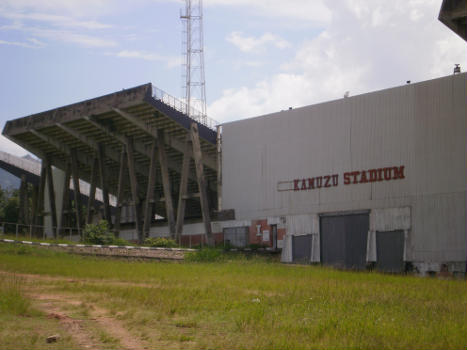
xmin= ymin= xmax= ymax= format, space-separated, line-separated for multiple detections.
xmin=376 ymin=230 xmax=405 ymax=273
xmin=320 ymin=213 xmax=369 ymax=269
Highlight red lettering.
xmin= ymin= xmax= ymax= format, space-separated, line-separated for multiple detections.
xmin=293 ymin=179 xmax=300 ymax=191
xmin=344 ymin=172 xmax=350 ymax=185
xmin=332 ymin=174 xmax=338 ymax=186
xmin=393 ymin=166 xmax=405 ymax=179
xmin=360 ymin=170 xmax=368 ymax=183
xmin=383 ymin=167 xmax=392 ymax=181
xmin=316 ymin=176 xmax=323 ymax=188
xmin=377 ymin=168 xmax=383 ymax=181
xmin=351 ymin=171 xmax=360 ymax=184
xmin=289 ymin=165 xmax=404 ymax=192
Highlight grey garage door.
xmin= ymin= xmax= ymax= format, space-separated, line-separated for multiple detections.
xmin=376 ymin=230 xmax=405 ymax=273
xmin=223 ymin=226 xmax=249 ymax=248
xmin=292 ymin=234 xmax=313 ymax=264
xmin=320 ymin=213 xmax=369 ymax=269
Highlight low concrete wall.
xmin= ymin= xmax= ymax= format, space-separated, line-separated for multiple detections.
xmin=0 ymin=239 xmax=194 ymax=260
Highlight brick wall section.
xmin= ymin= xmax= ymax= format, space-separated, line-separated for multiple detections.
xmin=0 ymin=239 xmax=193 ymax=260
xmin=180 ymin=232 xmax=223 ymax=247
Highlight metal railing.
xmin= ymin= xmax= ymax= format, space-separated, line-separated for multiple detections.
xmin=151 ymin=85 xmax=218 ymax=131
xmin=0 ymin=221 xmax=81 ymax=241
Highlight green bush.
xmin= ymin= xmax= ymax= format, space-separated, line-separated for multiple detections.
xmin=82 ymin=221 xmax=128 ymax=246
xmin=185 ymin=247 xmax=224 ymax=262
xmin=144 ymin=237 xmax=178 ymax=248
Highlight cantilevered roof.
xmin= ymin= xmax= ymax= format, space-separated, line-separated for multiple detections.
xmin=439 ymin=0 xmax=467 ymax=42
xmin=2 ymin=83 xmax=219 ymax=220
xmin=0 ymin=150 xmax=108 ymax=205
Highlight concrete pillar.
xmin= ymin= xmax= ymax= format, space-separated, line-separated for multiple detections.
xmin=44 ymin=166 xmax=65 ymax=238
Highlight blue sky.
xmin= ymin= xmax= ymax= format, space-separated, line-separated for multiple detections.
xmin=0 ymin=0 xmax=465 ymax=156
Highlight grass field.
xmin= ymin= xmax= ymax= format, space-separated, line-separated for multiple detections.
xmin=0 ymin=243 xmax=465 ymax=349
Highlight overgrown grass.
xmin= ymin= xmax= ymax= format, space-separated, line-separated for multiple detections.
xmin=0 ymin=233 xmax=77 ymax=245
xmin=0 ymin=274 xmax=31 ymax=316
xmin=0 ymin=271 xmax=78 ymax=349
xmin=0 ymin=243 xmax=465 ymax=349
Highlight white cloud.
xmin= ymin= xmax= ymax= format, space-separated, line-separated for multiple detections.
xmin=209 ymin=0 xmax=467 ymax=123
xmin=0 ymin=12 xmax=112 ymax=29
xmin=205 ymin=0 xmax=332 ymax=23
xmin=0 ymin=0 xmax=115 ymax=17
xmin=116 ymin=50 xmax=182 ymax=68
xmin=227 ymin=31 xmax=290 ymax=53
xmin=29 ymin=27 xmax=117 ymax=47
xmin=0 ymin=37 xmax=45 ymax=48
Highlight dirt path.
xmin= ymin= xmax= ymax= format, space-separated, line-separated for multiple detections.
xmin=1 ymin=270 xmax=152 ymax=350
xmin=30 ymin=291 xmax=150 ymax=350
xmin=0 ymin=270 xmax=158 ymax=289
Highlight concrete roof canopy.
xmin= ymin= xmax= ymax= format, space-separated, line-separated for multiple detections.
xmin=438 ymin=0 xmax=467 ymax=41
xmin=2 ymin=84 xmax=219 ymax=223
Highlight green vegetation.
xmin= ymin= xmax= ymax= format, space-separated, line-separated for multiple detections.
xmin=0 ymin=243 xmax=465 ymax=349
xmin=185 ymin=247 xmax=224 ymax=262
xmin=0 ymin=274 xmax=31 ymax=316
xmin=0 ymin=186 xmax=20 ymax=230
xmin=144 ymin=237 xmax=178 ymax=248
xmin=82 ymin=220 xmax=129 ymax=246
xmin=0 ymin=272 xmax=78 ymax=349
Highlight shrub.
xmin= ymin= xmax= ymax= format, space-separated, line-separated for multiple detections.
xmin=185 ymin=247 xmax=224 ymax=262
xmin=82 ymin=221 xmax=128 ymax=246
xmin=144 ymin=237 xmax=178 ymax=248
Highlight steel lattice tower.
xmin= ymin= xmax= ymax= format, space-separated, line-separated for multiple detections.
xmin=181 ymin=0 xmax=207 ymax=119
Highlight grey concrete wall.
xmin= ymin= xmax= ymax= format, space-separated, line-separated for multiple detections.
xmin=222 ymin=73 xmax=467 ymax=264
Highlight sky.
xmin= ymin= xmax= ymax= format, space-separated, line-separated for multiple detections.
xmin=0 ymin=0 xmax=465 ymax=156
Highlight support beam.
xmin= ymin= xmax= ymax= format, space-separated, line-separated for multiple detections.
xmin=157 ymin=130 xmax=176 ymax=237
xmin=18 ymin=174 xmax=29 ymax=226
xmin=143 ymin=140 xmax=158 ymax=238
xmin=126 ymin=137 xmax=143 ymax=243
xmin=85 ymin=116 xmax=216 ymax=192
xmin=7 ymin=134 xmax=70 ymax=181
xmin=86 ymin=157 xmax=98 ymax=224
xmin=58 ymin=162 xmax=71 ymax=235
xmin=57 ymin=123 xmax=148 ymax=178
xmin=175 ymin=136 xmax=192 ymax=240
xmin=34 ymin=162 xmax=46 ymax=237
xmin=190 ymin=123 xmax=213 ymax=246
xmin=28 ymin=129 xmax=94 ymax=177
xmin=114 ymin=148 xmax=127 ymax=235
xmin=45 ymin=159 xmax=58 ymax=238
xmin=216 ymin=125 xmax=222 ymax=211
xmin=113 ymin=107 xmax=217 ymax=170
xmin=31 ymin=184 xmax=38 ymax=235
xmin=97 ymin=144 xmax=112 ymax=225
xmin=70 ymin=149 xmax=83 ymax=237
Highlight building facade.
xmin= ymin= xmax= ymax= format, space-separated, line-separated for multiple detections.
xmin=220 ymin=73 xmax=467 ymax=275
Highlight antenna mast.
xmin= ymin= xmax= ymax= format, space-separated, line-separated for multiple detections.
xmin=181 ymin=0 xmax=207 ymax=118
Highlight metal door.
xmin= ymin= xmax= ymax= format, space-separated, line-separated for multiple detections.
xmin=376 ymin=230 xmax=405 ymax=272
xmin=223 ymin=226 xmax=249 ymax=248
xmin=292 ymin=234 xmax=313 ymax=263
xmin=320 ymin=215 xmax=346 ymax=268
xmin=320 ymin=213 xmax=369 ymax=269
xmin=271 ymin=224 xmax=277 ymax=250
